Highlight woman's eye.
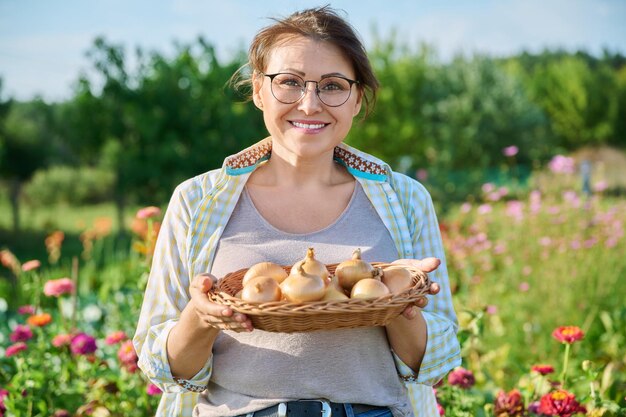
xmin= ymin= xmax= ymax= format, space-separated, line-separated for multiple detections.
xmin=320 ymin=79 xmax=348 ymax=91
xmin=277 ymin=77 xmax=303 ymax=88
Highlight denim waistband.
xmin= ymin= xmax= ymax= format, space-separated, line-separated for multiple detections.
xmin=234 ymin=400 xmax=390 ymax=417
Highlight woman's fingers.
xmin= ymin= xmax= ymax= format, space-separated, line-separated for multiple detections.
xmin=391 ymin=257 xmax=440 ymax=273
xmin=189 ymin=273 xmax=253 ymax=331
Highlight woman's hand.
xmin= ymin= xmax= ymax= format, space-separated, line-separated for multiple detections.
xmin=189 ymin=273 xmax=253 ymax=332
xmin=391 ymin=257 xmax=441 ymax=319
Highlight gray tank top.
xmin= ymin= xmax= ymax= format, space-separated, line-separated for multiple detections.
xmin=196 ymin=183 xmax=413 ymax=417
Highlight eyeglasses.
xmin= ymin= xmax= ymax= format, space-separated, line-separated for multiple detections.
xmin=262 ymin=72 xmax=359 ymax=107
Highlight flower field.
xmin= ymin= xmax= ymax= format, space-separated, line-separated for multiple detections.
xmin=0 ymin=156 xmax=625 ymax=416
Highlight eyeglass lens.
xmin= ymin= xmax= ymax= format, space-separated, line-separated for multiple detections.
xmin=269 ymin=73 xmax=354 ymax=106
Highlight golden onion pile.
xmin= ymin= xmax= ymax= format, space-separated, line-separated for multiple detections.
xmin=237 ymin=248 xmax=413 ymax=303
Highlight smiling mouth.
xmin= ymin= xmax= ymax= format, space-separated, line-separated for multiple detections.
xmin=290 ymin=121 xmax=329 ymax=129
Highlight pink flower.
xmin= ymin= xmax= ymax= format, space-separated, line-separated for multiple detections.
xmin=21 ymin=260 xmax=41 ymax=272
xmin=437 ymin=403 xmax=445 ymax=415
xmin=105 ymin=331 xmax=128 ymax=345
xmin=43 ymin=278 xmax=75 ymax=297
xmin=506 ymin=201 xmax=524 ymax=221
xmin=10 ymin=325 xmax=33 ymax=343
xmin=416 ymin=169 xmax=428 ymax=182
xmin=485 ymin=305 xmax=498 ymax=315
xmin=519 ymin=282 xmax=530 ymax=292
xmin=70 ymin=333 xmax=97 ymax=355
xmin=460 ymin=202 xmax=472 ymax=213
xmin=548 ymin=155 xmax=575 ymax=174
xmin=477 ymin=204 xmax=492 ymax=215
xmin=136 ymin=206 xmax=161 ymax=219
xmin=17 ymin=305 xmax=35 ymax=315
xmin=538 ymin=389 xmax=586 ymax=416
xmin=552 ymin=326 xmax=584 ymax=344
xmin=6 ymin=342 xmax=28 ymax=357
xmin=118 ymin=340 xmax=139 ymax=373
xmin=532 ymin=364 xmax=555 ymax=375
xmin=52 ymin=334 xmax=73 ymax=348
xmin=0 ymin=388 xmax=8 ymax=415
xmin=539 ymin=237 xmax=552 ymax=247
xmin=447 ymin=367 xmax=475 ymax=389
xmin=503 ymin=145 xmax=519 ymax=157
xmin=146 ymin=384 xmax=162 ymax=396
xmin=593 ymin=181 xmax=608 ymax=193
xmin=494 ymin=389 xmax=525 ymax=416
xmin=482 ymin=183 xmax=496 ymax=193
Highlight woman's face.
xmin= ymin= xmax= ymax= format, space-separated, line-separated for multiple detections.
xmin=252 ymin=36 xmax=362 ymax=162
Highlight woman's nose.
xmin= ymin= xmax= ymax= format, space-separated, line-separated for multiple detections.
xmin=297 ymin=83 xmax=323 ymax=113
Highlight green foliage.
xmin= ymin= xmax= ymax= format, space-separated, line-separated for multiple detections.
xmin=511 ymin=51 xmax=622 ymax=150
xmin=66 ymin=37 xmax=264 ymax=207
xmin=1 ymin=39 xmax=625 ymax=216
xmin=23 ymin=165 xmax=115 ymax=206
xmin=0 ymin=100 xmax=55 ymax=182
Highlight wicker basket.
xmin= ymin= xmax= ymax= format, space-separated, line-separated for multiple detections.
xmin=208 ymin=263 xmax=431 ymax=333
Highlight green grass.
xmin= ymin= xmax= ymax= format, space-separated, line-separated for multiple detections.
xmin=0 ymin=192 xmax=141 ymax=263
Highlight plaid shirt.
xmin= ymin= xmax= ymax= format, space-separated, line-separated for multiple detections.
xmin=133 ymin=138 xmax=461 ymax=416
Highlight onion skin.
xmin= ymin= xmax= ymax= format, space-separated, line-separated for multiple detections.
xmin=350 ymin=278 xmax=390 ymax=299
xmin=241 ymin=276 xmax=282 ymax=302
xmin=280 ymin=264 xmax=325 ymax=303
xmin=336 ymin=248 xmax=380 ymax=292
xmin=381 ymin=266 xmax=413 ymax=294
xmin=242 ymin=261 xmax=288 ymax=286
xmin=290 ymin=247 xmax=330 ymax=284
xmin=321 ymin=276 xmax=349 ymax=301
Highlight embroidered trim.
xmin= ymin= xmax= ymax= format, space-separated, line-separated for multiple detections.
xmin=333 ymin=147 xmax=386 ymax=176
xmin=399 ymin=373 xmax=419 ymax=383
xmin=173 ymin=377 xmax=207 ymax=393
xmin=223 ymin=140 xmax=387 ymax=176
xmin=224 ymin=141 xmax=273 ymax=170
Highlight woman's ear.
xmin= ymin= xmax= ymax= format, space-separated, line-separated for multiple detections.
xmin=352 ymin=88 xmax=363 ymax=117
xmin=252 ymin=73 xmax=264 ymax=110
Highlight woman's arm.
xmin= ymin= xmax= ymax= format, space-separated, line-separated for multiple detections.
xmin=167 ymin=274 xmax=251 ymax=379
xmin=385 ymin=258 xmax=441 ymax=372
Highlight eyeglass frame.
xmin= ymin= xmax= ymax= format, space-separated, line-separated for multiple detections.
xmin=261 ymin=72 xmax=360 ymax=107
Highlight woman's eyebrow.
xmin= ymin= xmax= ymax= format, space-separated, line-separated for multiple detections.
xmin=277 ymin=69 xmax=349 ymax=79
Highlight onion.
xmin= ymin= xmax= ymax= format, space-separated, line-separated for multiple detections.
xmin=280 ymin=264 xmax=325 ymax=302
xmin=242 ymin=261 xmax=288 ymax=286
xmin=350 ymin=278 xmax=390 ymax=299
xmin=336 ymin=248 xmax=381 ymax=292
xmin=381 ymin=266 xmax=413 ymax=294
xmin=241 ymin=276 xmax=282 ymax=302
xmin=321 ymin=276 xmax=349 ymax=301
xmin=291 ymin=247 xmax=330 ymax=284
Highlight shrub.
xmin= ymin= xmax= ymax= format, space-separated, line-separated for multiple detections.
xmin=23 ymin=166 xmax=115 ymax=206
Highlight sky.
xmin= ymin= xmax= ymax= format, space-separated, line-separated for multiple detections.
xmin=1 ymin=0 xmax=625 ymax=102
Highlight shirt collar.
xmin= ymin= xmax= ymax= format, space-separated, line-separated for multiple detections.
xmin=223 ymin=137 xmax=389 ymax=182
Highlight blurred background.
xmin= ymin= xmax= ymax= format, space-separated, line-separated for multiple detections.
xmin=0 ymin=1 xmax=625 ymax=415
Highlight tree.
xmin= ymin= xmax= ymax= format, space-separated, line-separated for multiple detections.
xmin=66 ymin=37 xmax=264 ymax=228
xmin=522 ymin=54 xmax=620 ymax=149
xmin=0 ymin=97 xmax=54 ymax=233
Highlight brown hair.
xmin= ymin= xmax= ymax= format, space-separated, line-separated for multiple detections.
xmin=232 ymin=6 xmax=379 ymax=118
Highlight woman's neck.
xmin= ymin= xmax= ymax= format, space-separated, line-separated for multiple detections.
xmin=252 ymin=146 xmax=351 ymax=188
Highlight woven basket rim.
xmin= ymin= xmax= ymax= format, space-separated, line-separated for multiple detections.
xmin=210 ymin=262 xmax=430 ymax=312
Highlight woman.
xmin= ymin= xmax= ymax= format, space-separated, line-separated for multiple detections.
xmin=134 ymin=6 xmax=460 ymax=417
